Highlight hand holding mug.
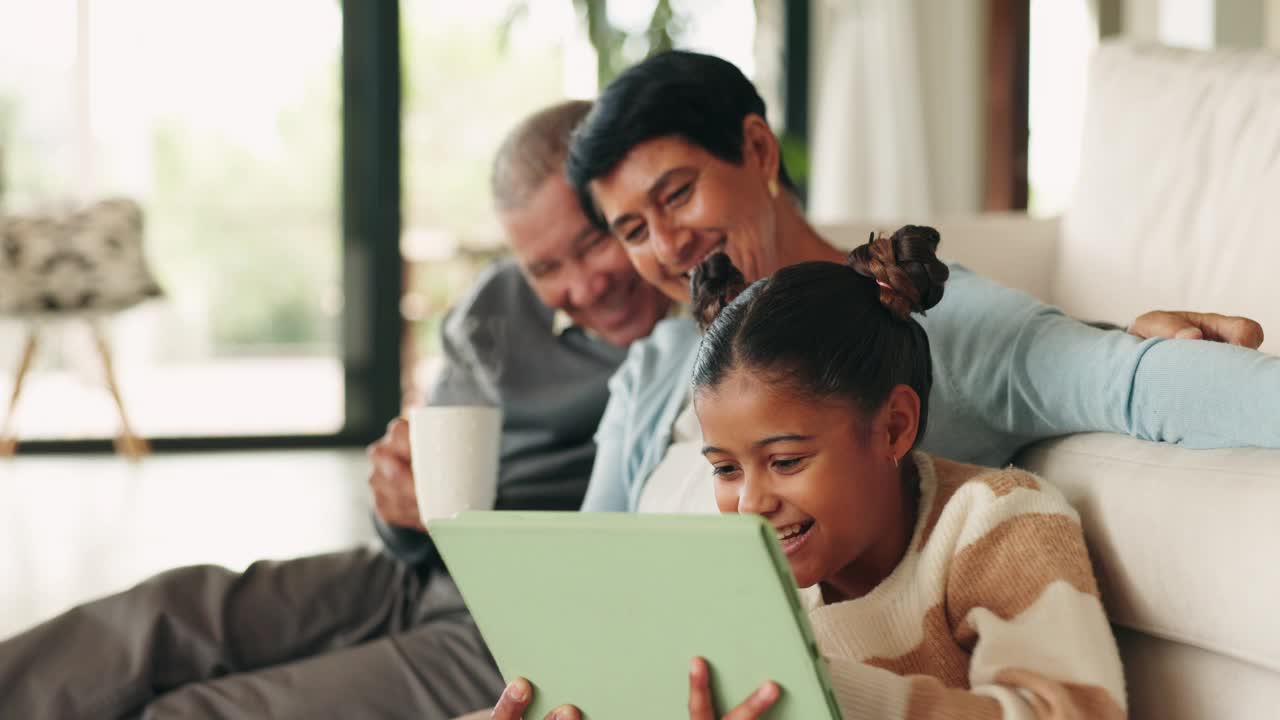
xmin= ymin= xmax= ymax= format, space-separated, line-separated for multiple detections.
xmin=366 ymin=417 xmax=424 ymax=531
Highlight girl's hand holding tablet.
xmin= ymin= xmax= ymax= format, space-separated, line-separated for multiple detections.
xmin=489 ymin=678 xmax=580 ymax=720
xmin=484 ymin=660 xmax=782 ymax=720
xmin=687 ymin=656 xmax=779 ymax=720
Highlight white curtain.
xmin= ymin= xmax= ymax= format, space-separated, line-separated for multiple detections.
xmin=808 ymin=0 xmax=932 ymax=223
xmin=752 ymin=0 xmax=787 ymax=128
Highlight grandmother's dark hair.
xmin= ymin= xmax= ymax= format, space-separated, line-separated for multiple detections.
xmin=691 ymin=226 xmax=949 ymax=444
xmin=566 ymin=50 xmax=795 ymax=230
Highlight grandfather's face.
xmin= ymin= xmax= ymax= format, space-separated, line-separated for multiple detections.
xmin=501 ymin=173 xmax=671 ymax=347
xmin=587 ymin=132 xmax=783 ymax=304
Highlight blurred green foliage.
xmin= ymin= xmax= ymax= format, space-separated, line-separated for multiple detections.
xmin=401 ymin=6 xmax=565 ymax=245
xmin=574 ymin=0 xmax=680 ymax=85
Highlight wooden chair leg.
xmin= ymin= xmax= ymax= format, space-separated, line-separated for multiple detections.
xmin=90 ymin=322 xmax=149 ymax=459
xmin=0 ymin=328 xmax=40 ymax=457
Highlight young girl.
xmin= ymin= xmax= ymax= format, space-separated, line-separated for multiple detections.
xmin=685 ymin=227 xmax=1126 ymax=719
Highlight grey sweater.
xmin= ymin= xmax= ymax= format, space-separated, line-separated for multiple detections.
xmin=376 ymin=259 xmax=628 ymax=567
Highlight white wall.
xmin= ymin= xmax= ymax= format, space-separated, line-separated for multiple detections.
xmin=1122 ymin=0 xmax=1280 ymax=48
xmin=1124 ymin=0 xmax=1162 ymax=41
xmin=1270 ymin=0 xmax=1280 ymax=47
xmin=1215 ymin=0 xmax=1265 ymax=47
xmin=1271 ymin=0 xmax=1280 ymax=47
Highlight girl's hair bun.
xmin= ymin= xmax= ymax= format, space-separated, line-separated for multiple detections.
xmin=847 ymin=225 xmax=949 ymax=321
xmin=690 ymin=252 xmax=747 ymax=330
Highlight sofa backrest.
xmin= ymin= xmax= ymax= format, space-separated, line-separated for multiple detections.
xmin=1056 ymin=42 xmax=1280 ymax=355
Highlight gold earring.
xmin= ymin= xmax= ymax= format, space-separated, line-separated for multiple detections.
xmin=767 ymin=178 xmax=779 ymax=198
xmin=892 ymin=454 xmax=899 ymax=468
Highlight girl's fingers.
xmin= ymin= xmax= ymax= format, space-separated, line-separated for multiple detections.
xmin=690 ymin=656 xmax=780 ymax=720
xmin=490 ymin=678 xmax=533 ymax=720
xmin=688 ymin=656 xmax=717 ymax=720
xmin=723 ymin=681 xmax=780 ymax=720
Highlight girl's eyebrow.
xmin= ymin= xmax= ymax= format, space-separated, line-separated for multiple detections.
xmin=701 ymin=434 xmax=815 ymax=456
xmin=753 ymin=434 xmax=813 ymax=448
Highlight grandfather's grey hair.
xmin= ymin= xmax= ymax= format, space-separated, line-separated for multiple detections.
xmin=490 ymin=100 xmax=593 ymax=213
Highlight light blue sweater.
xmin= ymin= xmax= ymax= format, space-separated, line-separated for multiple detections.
xmin=582 ymin=265 xmax=1280 ymax=512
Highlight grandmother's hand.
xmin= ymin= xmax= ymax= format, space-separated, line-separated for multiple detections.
xmin=1129 ymin=310 xmax=1264 ymax=348
xmin=688 ymin=657 xmax=779 ymax=720
xmin=489 ymin=678 xmax=581 ymax=720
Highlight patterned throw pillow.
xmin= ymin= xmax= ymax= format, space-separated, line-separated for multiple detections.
xmin=0 ymin=198 xmax=163 ymax=317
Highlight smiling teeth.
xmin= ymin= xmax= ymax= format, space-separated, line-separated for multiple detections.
xmin=776 ymin=522 xmax=808 ymax=541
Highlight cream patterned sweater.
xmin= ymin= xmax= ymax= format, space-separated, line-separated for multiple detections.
xmin=803 ymin=452 xmax=1126 ymax=719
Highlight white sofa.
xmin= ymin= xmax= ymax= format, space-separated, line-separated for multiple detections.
xmin=824 ymin=42 xmax=1280 ymax=719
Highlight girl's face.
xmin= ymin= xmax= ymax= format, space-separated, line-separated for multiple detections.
xmin=695 ymin=368 xmax=915 ymax=594
xmin=587 ymin=118 xmax=784 ymax=304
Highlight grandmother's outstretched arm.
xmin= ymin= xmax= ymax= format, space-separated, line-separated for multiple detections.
xmin=922 ymin=268 xmax=1280 ymax=456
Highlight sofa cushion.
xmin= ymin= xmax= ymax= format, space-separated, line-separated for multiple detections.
xmin=818 ymin=214 xmax=1060 ymax=302
xmin=1114 ymin=627 xmax=1280 ymax=720
xmin=1015 ymin=433 xmax=1280 ymax=672
xmin=1056 ymin=42 xmax=1280 ymax=355
xmin=0 ymin=198 xmax=163 ymax=317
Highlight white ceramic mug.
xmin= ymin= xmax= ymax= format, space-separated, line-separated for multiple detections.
xmin=408 ymin=405 xmax=502 ymax=523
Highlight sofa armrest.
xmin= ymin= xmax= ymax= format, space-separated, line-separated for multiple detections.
xmin=816 ymin=212 xmax=1060 ymax=303
xmin=1015 ymin=433 xmax=1280 ymax=674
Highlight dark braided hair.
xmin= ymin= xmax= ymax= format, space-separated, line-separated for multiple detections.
xmin=690 ymin=252 xmax=747 ymax=331
xmin=690 ymin=226 xmax=949 ymax=444
xmin=847 ymin=225 xmax=949 ymax=321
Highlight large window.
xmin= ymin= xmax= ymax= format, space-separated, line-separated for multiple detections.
xmin=0 ymin=0 xmax=344 ymax=440
xmin=0 ymin=0 xmax=764 ymax=443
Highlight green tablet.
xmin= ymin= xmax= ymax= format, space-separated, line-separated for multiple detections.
xmin=428 ymin=512 xmax=842 ymax=720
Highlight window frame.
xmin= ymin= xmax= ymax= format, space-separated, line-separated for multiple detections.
xmin=18 ymin=0 xmax=402 ymax=453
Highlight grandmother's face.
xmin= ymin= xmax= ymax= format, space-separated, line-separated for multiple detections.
xmin=588 ymin=125 xmax=783 ymax=303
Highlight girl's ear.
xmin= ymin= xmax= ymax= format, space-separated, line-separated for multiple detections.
xmin=881 ymin=385 xmax=922 ymax=463
xmin=741 ymin=114 xmax=781 ymax=191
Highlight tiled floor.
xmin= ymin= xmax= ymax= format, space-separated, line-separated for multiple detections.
xmin=0 ymin=449 xmax=377 ymax=640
